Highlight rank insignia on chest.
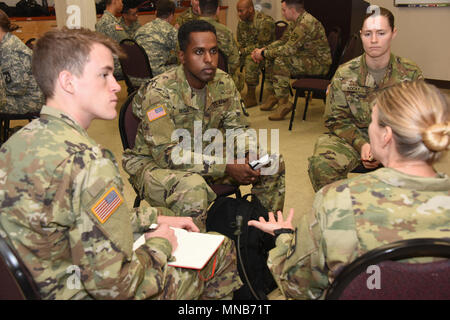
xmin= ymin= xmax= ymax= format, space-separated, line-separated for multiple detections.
xmin=91 ymin=187 xmax=123 ymax=224
xmin=147 ymin=105 xmax=167 ymax=122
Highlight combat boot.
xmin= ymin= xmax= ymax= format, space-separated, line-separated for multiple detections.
xmin=243 ymin=86 xmax=258 ymax=108
xmin=259 ymin=96 xmax=278 ymax=111
xmin=268 ymin=97 xmax=292 ymax=121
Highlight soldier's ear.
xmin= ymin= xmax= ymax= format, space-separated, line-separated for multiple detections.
xmin=178 ymin=50 xmax=185 ymax=64
xmin=58 ymin=70 xmax=75 ymax=94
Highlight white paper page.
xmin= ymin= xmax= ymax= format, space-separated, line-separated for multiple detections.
xmin=133 ymin=228 xmax=225 ymax=270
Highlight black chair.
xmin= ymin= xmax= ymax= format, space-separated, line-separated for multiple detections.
xmin=0 ymin=236 xmax=40 ymax=300
xmin=326 ymin=238 xmax=450 ymax=300
xmin=288 ymin=28 xmax=351 ymax=130
xmin=119 ymin=39 xmax=153 ymax=95
xmin=259 ymin=20 xmax=289 ymax=103
xmin=217 ymin=48 xmax=228 ymax=73
xmin=118 ymin=92 xmax=241 ymax=208
xmin=0 ymin=112 xmax=40 ymax=144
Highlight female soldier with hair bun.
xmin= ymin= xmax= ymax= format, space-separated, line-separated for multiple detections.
xmin=249 ymin=80 xmax=449 ymax=299
xmin=0 ymin=9 xmax=43 ymax=114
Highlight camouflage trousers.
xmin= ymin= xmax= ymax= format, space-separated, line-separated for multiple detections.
xmin=141 ymin=154 xmax=286 ymax=231
xmin=153 ymin=236 xmax=243 ymax=300
xmin=265 ymin=56 xmax=329 ymax=99
xmin=308 ymin=133 xmax=364 ymax=192
xmin=242 ymin=54 xmax=265 ymax=87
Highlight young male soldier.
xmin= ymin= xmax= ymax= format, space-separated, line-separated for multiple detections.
xmin=122 ymin=20 xmax=285 ymax=231
xmin=252 ymin=0 xmax=331 ymax=121
xmin=0 ymin=28 xmax=241 ymax=300
xmin=236 ymin=0 xmax=275 ymax=107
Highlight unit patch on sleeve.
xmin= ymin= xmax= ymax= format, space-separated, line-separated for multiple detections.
xmin=147 ymin=105 xmax=167 ymax=122
xmin=91 ymin=187 xmax=123 ymax=224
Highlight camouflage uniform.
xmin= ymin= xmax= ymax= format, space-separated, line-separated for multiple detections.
xmin=264 ymin=11 xmax=331 ymax=99
xmin=95 ymin=10 xmax=130 ymax=79
xmin=0 ymin=32 xmax=43 ymax=114
xmin=308 ymin=54 xmax=423 ymax=191
xmin=0 ymin=105 xmax=242 ymax=299
xmin=268 ymin=168 xmax=450 ymax=299
xmin=175 ymin=7 xmax=199 ymax=27
xmin=199 ymin=16 xmax=244 ymax=92
xmin=134 ymin=18 xmax=178 ymax=77
xmin=237 ymin=11 xmax=275 ymax=87
xmin=122 ymin=66 xmax=285 ymax=230
xmin=118 ymin=16 xmax=141 ymax=38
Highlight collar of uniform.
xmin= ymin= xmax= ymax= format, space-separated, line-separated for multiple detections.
xmin=176 ymin=64 xmax=222 ymax=111
xmin=359 ymin=53 xmax=396 ymax=89
xmin=369 ymin=167 xmax=450 ymax=192
xmin=103 ymin=9 xmax=119 ymax=22
xmin=1 ymin=31 xmax=12 ymax=46
xmin=40 ymin=105 xmax=91 ymax=139
xmin=294 ymin=10 xmax=307 ymax=25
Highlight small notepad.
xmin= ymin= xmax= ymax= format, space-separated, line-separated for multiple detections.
xmin=133 ymin=227 xmax=225 ymax=270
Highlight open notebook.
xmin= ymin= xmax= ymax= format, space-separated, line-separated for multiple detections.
xmin=133 ymin=227 xmax=225 ymax=270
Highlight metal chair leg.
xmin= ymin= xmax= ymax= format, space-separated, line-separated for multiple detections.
xmin=289 ymin=90 xmax=300 ymax=131
xmin=302 ymin=91 xmax=312 ymax=120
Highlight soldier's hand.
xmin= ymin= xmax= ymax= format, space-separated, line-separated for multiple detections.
xmin=145 ymin=223 xmax=178 ymax=253
xmin=157 ymin=215 xmax=200 ymax=233
xmin=248 ymin=209 xmax=295 ymax=236
xmin=360 ymin=143 xmax=381 ymax=169
xmin=225 ymin=161 xmax=260 ymax=185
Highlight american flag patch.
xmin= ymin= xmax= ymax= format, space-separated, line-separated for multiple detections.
xmin=91 ymin=187 xmax=123 ymax=224
xmin=147 ymin=105 xmax=167 ymax=122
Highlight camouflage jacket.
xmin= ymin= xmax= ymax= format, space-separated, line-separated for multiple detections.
xmin=0 ymin=105 xmax=178 ymax=300
xmin=122 ymin=65 xmax=248 ymax=193
xmin=0 ymin=32 xmax=43 ymax=114
xmin=268 ymin=167 xmax=450 ymax=299
xmin=236 ymin=11 xmax=275 ymax=57
xmin=325 ymin=53 xmax=423 ymax=152
xmin=95 ymin=10 xmax=130 ymax=43
xmin=199 ymin=16 xmax=242 ymax=90
xmin=175 ymin=7 xmax=199 ymax=27
xmin=134 ymin=18 xmax=178 ymax=77
xmin=265 ymin=11 xmax=331 ymax=72
xmin=118 ymin=16 xmax=141 ymax=38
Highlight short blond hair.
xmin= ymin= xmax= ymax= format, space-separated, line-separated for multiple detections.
xmin=32 ymin=27 xmax=124 ymax=99
xmin=374 ymin=80 xmax=449 ymax=164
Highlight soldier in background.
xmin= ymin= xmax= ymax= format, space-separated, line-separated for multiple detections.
xmin=122 ymin=20 xmax=285 ymax=231
xmin=0 ymin=27 xmax=242 ymax=300
xmin=250 ymin=80 xmax=449 ymax=299
xmin=134 ymin=0 xmax=178 ymax=77
xmin=308 ymin=7 xmax=423 ymax=192
xmin=198 ymin=0 xmax=243 ymax=92
xmin=0 ymin=9 xmax=43 ymax=114
xmin=252 ymin=0 xmax=331 ymax=121
xmin=119 ymin=0 xmax=141 ymax=38
xmin=175 ymin=0 xmax=200 ymax=28
xmin=236 ymin=0 xmax=275 ymax=108
xmin=96 ymin=0 xmax=129 ymax=80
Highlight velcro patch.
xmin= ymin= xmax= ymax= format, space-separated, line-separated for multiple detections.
xmin=91 ymin=187 xmax=123 ymax=224
xmin=147 ymin=105 xmax=167 ymax=122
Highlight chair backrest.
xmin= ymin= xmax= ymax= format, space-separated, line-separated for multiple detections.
xmin=0 ymin=237 xmax=40 ymax=300
xmin=217 ymin=49 xmax=228 ymax=73
xmin=326 ymin=238 xmax=450 ymax=300
xmin=119 ymin=39 xmax=153 ymax=89
xmin=118 ymin=91 xmax=140 ymax=150
xmin=274 ymin=20 xmax=289 ymax=40
xmin=338 ymin=32 xmax=360 ymax=65
xmin=325 ymin=26 xmax=342 ymax=79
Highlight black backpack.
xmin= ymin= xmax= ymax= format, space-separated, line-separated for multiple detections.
xmin=206 ymin=194 xmax=277 ymax=300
